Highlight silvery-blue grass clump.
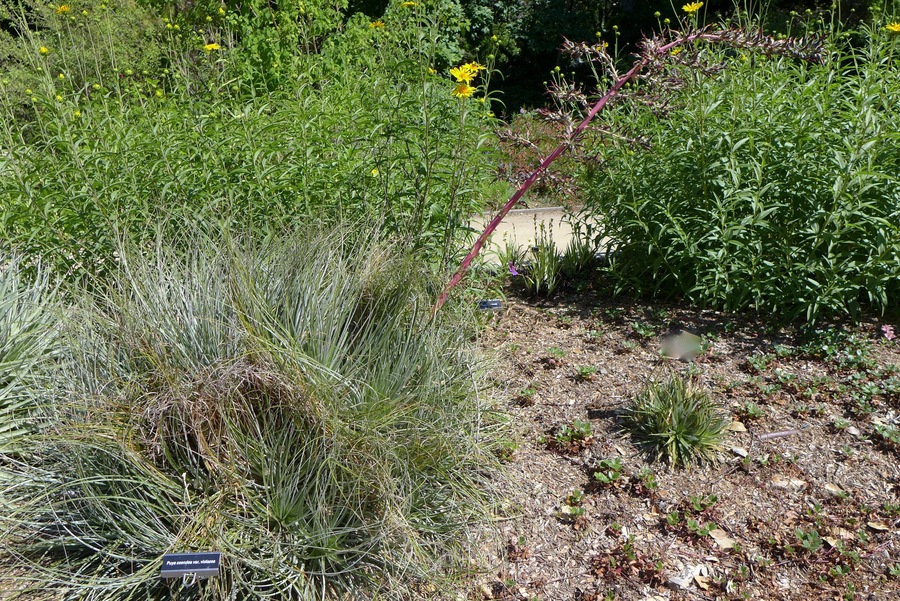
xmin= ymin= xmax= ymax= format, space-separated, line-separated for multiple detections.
xmin=0 ymin=229 xmax=501 ymax=600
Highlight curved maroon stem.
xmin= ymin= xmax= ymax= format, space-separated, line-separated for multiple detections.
xmin=432 ymin=28 xmax=815 ymax=314
xmin=432 ymin=51 xmax=655 ymax=315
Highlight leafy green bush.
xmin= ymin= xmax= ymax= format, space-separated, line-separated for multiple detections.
xmin=621 ymin=375 xmax=727 ymax=467
xmin=0 ymin=4 xmax=497 ymax=281
xmin=580 ymin=23 xmax=900 ymax=322
xmin=1 ymin=229 xmax=500 ymax=598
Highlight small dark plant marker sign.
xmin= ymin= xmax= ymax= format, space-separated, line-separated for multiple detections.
xmin=160 ymin=552 xmax=221 ymax=579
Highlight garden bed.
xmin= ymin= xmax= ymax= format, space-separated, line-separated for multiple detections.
xmin=475 ymin=291 xmax=899 ymax=600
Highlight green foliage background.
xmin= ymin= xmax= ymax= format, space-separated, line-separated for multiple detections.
xmin=579 ymin=22 xmax=900 ymax=321
xmin=0 ymin=0 xmax=497 ymax=281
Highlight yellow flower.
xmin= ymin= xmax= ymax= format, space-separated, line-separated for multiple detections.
xmin=401 ymin=1 xmax=417 ymax=7
xmin=82 ymin=10 xmax=87 ymax=15
xmin=155 ymin=89 xmax=164 ymax=97
xmin=203 ymin=43 xmax=221 ymax=52
xmin=56 ymin=4 xmax=70 ymax=14
xmin=73 ymin=110 xmax=81 ymax=118
xmin=682 ymin=2 xmax=703 ymax=14
xmin=451 ymin=83 xmax=475 ymax=98
xmin=449 ymin=65 xmax=473 ymax=84
xmin=219 ymin=7 xmax=226 ymax=15
xmin=670 ymin=47 xmax=683 ymax=56
xmin=428 ymin=67 xmax=436 ymax=74
xmin=58 ymin=73 xmax=65 ymax=80
xmin=370 ymin=20 xmax=384 ymax=28
xmin=370 ymin=168 xmax=380 ymax=177
xmin=449 ymin=62 xmax=485 ymax=85
xmin=39 ymin=46 xmax=49 ymax=55
xmin=885 ymin=22 xmax=900 ymax=34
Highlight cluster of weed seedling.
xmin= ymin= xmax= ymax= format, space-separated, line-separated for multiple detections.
xmin=663 ymin=494 xmax=721 ymax=543
xmin=736 ymin=327 xmax=900 ymax=449
xmin=591 ymin=531 xmax=665 ymax=588
xmin=541 ymin=418 xmax=594 ymax=455
xmin=558 ymin=489 xmax=589 ymax=529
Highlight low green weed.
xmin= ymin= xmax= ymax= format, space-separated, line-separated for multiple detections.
xmin=796 ymin=527 xmax=824 ymax=554
xmin=555 ymin=419 xmax=593 ymax=444
xmin=575 ymin=365 xmax=598 ymax=381
xmin=738 ymin=401 xmax=765 ymax=421
xmin=547 ymin=418 xmax=594 ymax=454
xmin=593 ymin=458 xmax=624 ymax=486
xmin=873 ymin=423 xmax=900 ymax=452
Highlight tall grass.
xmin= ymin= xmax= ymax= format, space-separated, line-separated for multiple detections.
xmin=0 ymin=228 xmax=501 ymax=599
xmin=579 ymin=20 xmax=900 ymax=322
xmin=0 ymin=258 xmax=58 ymax=454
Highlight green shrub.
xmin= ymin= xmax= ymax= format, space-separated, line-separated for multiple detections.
xmin=580 ymin=23 xmax=900 ymax=322
xmin=0 ymin=229 xmax=500 ymax=599
xmin=0 ymin=4 xmax=497 ymax=282
xmin=621 ymin=375 xmax=727 ymax=467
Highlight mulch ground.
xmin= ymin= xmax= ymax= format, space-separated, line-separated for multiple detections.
xmin=472 ymin=290 xmax=900 ymax=601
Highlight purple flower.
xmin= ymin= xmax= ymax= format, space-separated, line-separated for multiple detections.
xmin=882 ymin=325 xmax=896 ymax=341
xmin=508 ymin=262 xmax=519 ymax=276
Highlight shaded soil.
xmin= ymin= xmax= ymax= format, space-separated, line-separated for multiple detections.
xmin=474 ymin=290 xmax=900 ymax=600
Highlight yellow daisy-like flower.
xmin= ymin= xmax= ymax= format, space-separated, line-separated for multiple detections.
xmin=370 ymin=20 xmax=384 ymax=28
xmin=401 ymin=1 xmax=417 ymax=7
xmin=670 ymin=47 xmax=683 ymax=56
xmin=219 ymin=7 xmax=226 ymax=15
xmin=449 ymin=65 xmax=473 ymax=84
xmin=73 ymin=110 xmax=81 ymax=118
xmin=428 ymin=67 xmax=436 ymax=74
xmin=451 ymin=83 xmax=475 ymax=98
xmin=885 ymin=22 xmax=900 ymax=34
xmin=682 ymin=2 xmax=703 ymax=14
xmin=56 ymin=4 xmax=70 ymax=14
xmin=203 ymin=43 xmax=221 ymax=52
xmin=371 ymin=168 xmax=380 ymax=177
xmin=449 ymin=62 xmax=485 ymax=85
xmin=39 ymin=46 xmax=49 ymax=55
